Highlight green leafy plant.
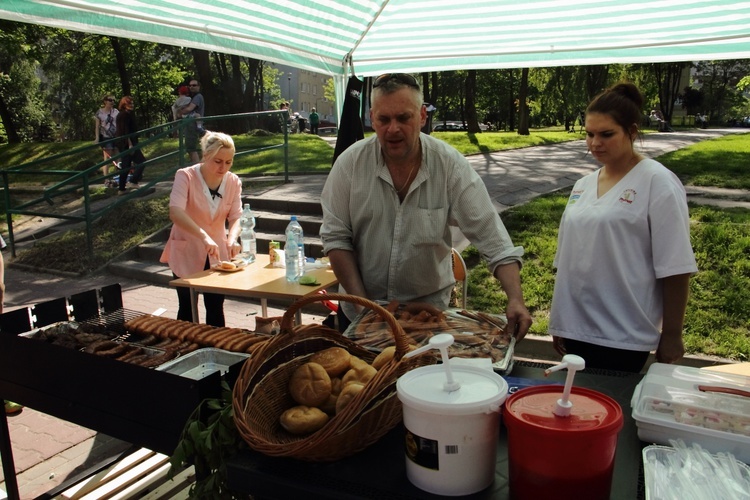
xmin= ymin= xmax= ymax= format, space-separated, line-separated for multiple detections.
xmin=169 ymin=380 xmax=246 ymax=499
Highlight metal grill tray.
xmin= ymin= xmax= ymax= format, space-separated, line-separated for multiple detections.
xmin=157 ymin=347 xmax=250 ymax=380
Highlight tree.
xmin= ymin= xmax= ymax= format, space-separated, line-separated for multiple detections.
xmin=517 ymin=68 xmax=530 ymax=135
xmin=681 ymin=87 xmax=705 ymax=115
xmin=694 ymin=59 xmax=750 ymax=123
xmin=650 ymin=62 xmax=689 ymax=122
xmin=0 ymin=21 xmax=57 ymax=143
xmin=465 ymin=70 xmax=481 ymax=133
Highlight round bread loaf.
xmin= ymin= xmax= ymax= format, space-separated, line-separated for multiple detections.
xmin=279 ymin=405 xmax=329 ymax=435
xmin=342 ymin=362 xmax=377 ymax=387
xmin=219 ymin=260 xmax=236 ymax=270
xmin=319 ymin=377 xmax=343 ymax=415
xmin=310 ymin=347 xmax=351 ymax=377
xmin=336 ymin=382 xmax=365 ymax=414
xmin=371 ymin=346 xmax=396 ymax=370
xmin=289 ymin=362 xmax=332 ymax=407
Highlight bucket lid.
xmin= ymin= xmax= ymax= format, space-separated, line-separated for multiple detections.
xmin=397 ymin=364 xmax=508 ymax=416
xmin=504 ymin=385 xmax=623 ymax=434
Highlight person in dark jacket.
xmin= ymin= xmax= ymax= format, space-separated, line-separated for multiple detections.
xmin=115 ymin=96 xmax=146 ymax=194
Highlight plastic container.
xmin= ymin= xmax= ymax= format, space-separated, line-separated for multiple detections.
xmin=396 ymin=334 xmax=508 ymax=496
xmin=643 ymin=444 xmax=750 ymax=500
xmin=503 ymin=356 xmax=624 ymax=500
xmin=284 ymin=216 xmax=303 ymax=282
xmin=239 ymin=203 xmax=256 ymax=263
xmin=631 ymin=363 xmax=750 ymax=464
xmin=156 ymin=347 xmax=249 ymax=380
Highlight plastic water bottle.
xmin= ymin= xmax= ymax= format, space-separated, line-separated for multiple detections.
xmin=239 ymin=203 xmax=256 ymax=263
xmin=285 ymin=215 xmax=304 ymax=282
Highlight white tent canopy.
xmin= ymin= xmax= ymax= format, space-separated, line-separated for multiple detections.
xmin=2 ymin=0 xmax=749 ymax=114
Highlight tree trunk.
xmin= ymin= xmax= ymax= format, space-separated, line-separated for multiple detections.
xmin=653 ymin=62 xmax=686 ymax=122
xmin=465 ymin=70 xmax=481 ymax=133
xmin=507 ymin=70 xmax=515 ymax=131
xmin=585 ymin=65 xmax=609 ymax=102
xmin=244 ymin=58 xmax=263 ymax=112
xmin=110 ymin=37 xmax=130 ymax=97
xmin=0 ymin=93 xmax=21 ymax=143
xmin=191 ymin=48 xmax=214 ymax=115
xmin=518 ymin=68 xmax=530 ymax=135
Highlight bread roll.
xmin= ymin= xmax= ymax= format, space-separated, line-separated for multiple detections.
xmin=371 ymin=344 xmax=415 ymax=369
xmin=219 ymin=260 xmax=236 ymax=270
xmin=342 ymin=362 xmax=377 ymax=387
xmin=279 ymin=405 xmax=329 ymax=435
xmin=310 ymin=347 xmax=351 ymax=377
xmin=289 ymin=362 xmax=332 ymax=407
xmin=319 ymin=377 xmax=343 ymax=415
xmin=372 ymin=346 xmax=396 ymax=370
xmin=336 ymin=382 xmax=365 ymax=414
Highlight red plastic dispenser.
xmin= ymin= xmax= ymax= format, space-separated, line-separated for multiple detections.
xmin=503 ymin=355 xmax=624 ymax=500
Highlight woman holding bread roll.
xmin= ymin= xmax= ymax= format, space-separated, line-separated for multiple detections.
xmin=160 ymin=131 xmax=243 ymax=326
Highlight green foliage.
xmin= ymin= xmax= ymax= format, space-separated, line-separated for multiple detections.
xmin=0 ymin=22 xmax=57 ymax=142
xmin=169 ymin=380 xmax=246 ymax=500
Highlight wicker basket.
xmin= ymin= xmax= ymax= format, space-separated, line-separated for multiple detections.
xmin=232 ymin=293 xmax=436 ymax=462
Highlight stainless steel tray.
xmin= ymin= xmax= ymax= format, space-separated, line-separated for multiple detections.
xmin=156 ymin=347 xmax=249 ymax=380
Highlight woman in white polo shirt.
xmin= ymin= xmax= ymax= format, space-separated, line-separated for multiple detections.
xmin=548 ymin=82 xmax=697 ymax=373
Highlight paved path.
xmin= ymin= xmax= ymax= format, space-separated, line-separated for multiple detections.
xmin=2 ymin=127 xmax=747 ymax=498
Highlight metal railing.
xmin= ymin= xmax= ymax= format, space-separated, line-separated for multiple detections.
xmin=1 ymin=110 xmax=291 ymax=258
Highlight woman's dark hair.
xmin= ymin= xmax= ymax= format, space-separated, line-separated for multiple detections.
xmin=586 ymin=82 xmax=643 ymax=134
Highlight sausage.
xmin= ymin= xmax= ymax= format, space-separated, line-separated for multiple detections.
xmin=115 ymin=346 xmax=144 ymax=362
xmin=190 ymin=325 xmax=215 ymax=344
xmin=178 ymin=324 xmax=202 ymax=342
xmin=95 ymin=342 xmax=129 ymax=358
xmin=85 ymin=339 xmax=119 ymax=354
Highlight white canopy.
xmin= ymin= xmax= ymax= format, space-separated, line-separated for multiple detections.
xmin=2 ymin=0 xmax=749 ymax=76
xmin=2 ymin=0 xmax=749 ymax=112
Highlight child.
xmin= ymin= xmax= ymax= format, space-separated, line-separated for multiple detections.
xmin=172 ymin=85 xmax=204 ymax=135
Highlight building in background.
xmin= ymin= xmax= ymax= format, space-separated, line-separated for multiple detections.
xmin=274 ymin=65 xmax=335 ymax=126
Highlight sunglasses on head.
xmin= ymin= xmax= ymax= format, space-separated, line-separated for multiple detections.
xmin=373 ymin=73 xmax=419 ymax=89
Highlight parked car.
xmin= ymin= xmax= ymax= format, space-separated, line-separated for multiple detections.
xmin=433 ymin=121 xmax=466 ymax=131
xmin=432 ymin=121 xmax=489 ymax=132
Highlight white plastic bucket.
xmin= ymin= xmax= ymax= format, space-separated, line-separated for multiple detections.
xmin=397 ymin=364 xmax=508 ymax=496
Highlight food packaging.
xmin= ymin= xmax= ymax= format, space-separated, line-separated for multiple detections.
xmin=631 ymin=363 xmax=750 ymax=464
xmin=643 ymin=443 xmax=750 ymax=500
xmin=345 ymin=303 xmax=515 ymax=374
xmin=157 ymin=347 xmax=249 ymax=380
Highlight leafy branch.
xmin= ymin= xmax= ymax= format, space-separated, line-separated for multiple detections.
xmin=169 ymin=380 xmax=247 ymax=499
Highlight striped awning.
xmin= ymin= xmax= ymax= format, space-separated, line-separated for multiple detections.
xmin=1 ymin=0 xmax=749 ymax=78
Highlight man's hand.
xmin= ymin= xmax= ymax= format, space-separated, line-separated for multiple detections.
xmin=493 ymin=262 xmax=532 ymax=341
xmin=504 ymin=297 xmax=532 ymax=342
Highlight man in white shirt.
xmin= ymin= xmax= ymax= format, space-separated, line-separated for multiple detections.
xmin=320 ymin=73 xmax=532 ymax=339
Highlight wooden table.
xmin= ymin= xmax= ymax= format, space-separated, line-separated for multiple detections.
xmin=169 ymin=253 xmax=338 ymax=324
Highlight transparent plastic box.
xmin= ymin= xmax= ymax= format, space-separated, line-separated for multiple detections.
xmin=631 ymin=363 xmax=750 ymax=464
xmin=643 ymin=444 xmax=750 ymax=499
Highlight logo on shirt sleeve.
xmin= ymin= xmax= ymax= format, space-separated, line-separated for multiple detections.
xmin=619 ymin=189 xmax=637 ymax=204
xmin=568 ymin=189 xmax=584 ymax=205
